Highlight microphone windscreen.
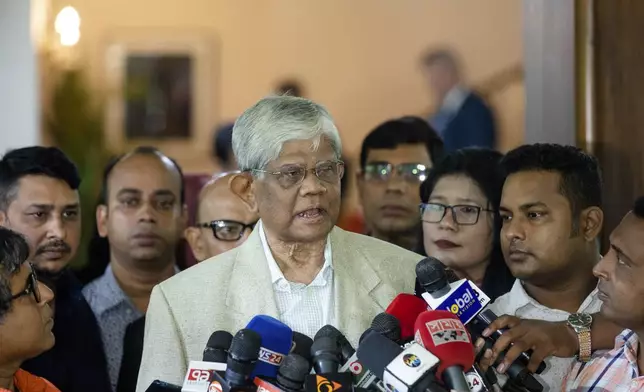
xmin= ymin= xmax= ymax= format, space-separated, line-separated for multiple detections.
xmin=415 ymin=257 xmax=450 ymax=294
xmin=203 ymin=330 xmax=233 ymax=362
xmin=246 ymin=315 xmax=294 ymax=379
xmin=277 ymin=354 xmax=310 ymax=391
xmin=356 ymin=329 xmax=401 ymax=380
xmin=414 ymin=310 xmax=475 ymax=379
xmin=385 ymin=293 xmax=428 ymax=341
xmin=314 ymin=325 xmax=355 ymax=362
xmin=370 ymin=313 xmax=401 ymax=342
xmin=291 ymin=332 xmax=313 ymax=365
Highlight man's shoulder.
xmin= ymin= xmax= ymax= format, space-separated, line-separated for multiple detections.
xmin=157 ymin=250 xmax=238 ymax=295
xmin=334 ymin=228 xmax=422 ymax=265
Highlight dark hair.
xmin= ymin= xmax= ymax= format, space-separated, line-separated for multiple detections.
xmin=421 ymin=48 xmax=459 ymax=71
xmin=500 ymin=144 xmax=603 ymax=225
xmin=98 ymin=146 xmax=185 ymax=205
xmin=360 ymin=116 xmax=444 ymax=170
xmin=0 ymin=146 xmax=80 ymax=211
xmin=419 ymin=148 xmax=515 ymax=301
xmin=634 ymin=196 xmax=644 ymax=219
xmin=275 ymin=80 xmax=304 ymax=97
xmin=0 ymin=227 xmax=31 ymax=322
xmin=212 ymin=122 xmax=235 ymax=167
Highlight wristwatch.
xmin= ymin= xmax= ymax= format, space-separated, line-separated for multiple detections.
xmin=567 ymin=313 xmax=593 ymax=362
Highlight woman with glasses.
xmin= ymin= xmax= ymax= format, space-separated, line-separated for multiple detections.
xmin=417 ymin=148 xmax=514 ymax=301
xmin=0 ymin=227 xmax=59 ymax=392
xmin=137 ymin=95 xmax=422 ymax=390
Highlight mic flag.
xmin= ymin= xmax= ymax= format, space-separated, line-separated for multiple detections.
xmin=246 ymin=315 xmax=294 ymax=379
xmin=385 ymin=293 xmax=429 ymax=342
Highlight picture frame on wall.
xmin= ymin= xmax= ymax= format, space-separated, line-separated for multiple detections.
xmin=103 ymin=29 xmax=216 ymax=157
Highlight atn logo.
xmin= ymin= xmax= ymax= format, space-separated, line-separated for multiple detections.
xmin=187 ymin=369 xmax=213 ymax=382
xmin=316 ymin=375 xmax=342 ymax=392
xmin=449 ymin=288 xmax=476 ymax=314
xmin=258 ymin=347 xmax=285 ymax=365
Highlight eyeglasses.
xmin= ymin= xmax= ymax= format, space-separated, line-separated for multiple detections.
xmin=420 ymin=203 xmax=494 ymax=226
xmin=196 ymin=220 xmax=258 ymax=241
xmin=362 ymin=162 xmax=429 ymax=183
xmin=10 ymin=265 xmax=42 ymax=303
xmin=251 ymin=160 xmax=345 ymax=189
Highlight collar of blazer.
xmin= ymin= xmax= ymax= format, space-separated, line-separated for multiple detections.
xmin=223 ymin=225 xmax=395 ymax=343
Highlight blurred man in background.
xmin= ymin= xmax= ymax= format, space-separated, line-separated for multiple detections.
xmin=184 ymin=172 xmax=258 ymax=261
xmin=422 ymin=48 xmax=496 ymax=152
xmin=0 ymin=146 xmax=110 ymax=392
xmin=83 ymin=146 xmax=186 ymax=391
xmin=357 ymin=117 xmax=443 ymax=251
xmin=212 ymin=122 xmax=237 ymax=172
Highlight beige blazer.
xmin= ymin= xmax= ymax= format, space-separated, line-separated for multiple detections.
xmin=136 ymin=226 xmax=422 ymax=391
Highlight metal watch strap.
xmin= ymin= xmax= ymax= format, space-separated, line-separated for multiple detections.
xmin=578 ymin=329 xmax=592 ymax=362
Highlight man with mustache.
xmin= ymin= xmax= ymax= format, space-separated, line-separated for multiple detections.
xmin=476 ymin=144 xmax=623 ymax=392
xmin=357 ymin=117 xmax=443 ymax=251
xmin=83 ymin=146 xmax=186 ymax=391
xmin=0 ymin=146 xmax=111 ymax=392
xmin=563 ymin=196 xmax=644 ymax=390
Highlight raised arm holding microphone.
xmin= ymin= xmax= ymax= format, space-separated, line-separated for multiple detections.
xmin=136 ymin=95 xmax=422 ymax=391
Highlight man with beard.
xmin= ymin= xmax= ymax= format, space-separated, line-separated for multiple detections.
xmin=83 ymin=146 xmax=186 ymax=391
xmin=0 ymin=146 xmax=111 ymax=392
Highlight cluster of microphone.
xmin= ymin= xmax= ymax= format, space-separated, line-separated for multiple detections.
xmin=146 ymin=257 xmax=546 ymax=392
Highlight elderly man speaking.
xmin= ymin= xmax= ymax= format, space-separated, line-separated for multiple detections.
xmin=136 ymin=96 xmax=421 ymax=390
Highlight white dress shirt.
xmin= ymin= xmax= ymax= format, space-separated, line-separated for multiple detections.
xmin=488 ymin=280 xmax=603 ymax=392
xmin=258 ymin=220 xmax=335 ymax=338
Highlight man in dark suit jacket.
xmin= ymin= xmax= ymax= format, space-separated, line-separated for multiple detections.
xmin=421 ymin=48 xmax=496 ymax=152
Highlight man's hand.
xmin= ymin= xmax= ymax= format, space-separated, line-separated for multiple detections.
xmin=474 ymin=315 xmax=579 ymax=374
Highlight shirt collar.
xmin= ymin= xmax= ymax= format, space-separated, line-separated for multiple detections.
xmin=90 ymin=263 xmax=180 ymax=315
xmin=257 ymin=220 xmax=333 ymax=286
xmin=508 ymin=279 xmax=600 ymax=314
xmin=440 ymin=85 xmax=470 ymax=113
xmin=616 ymin=329 xmax=640 ymax=371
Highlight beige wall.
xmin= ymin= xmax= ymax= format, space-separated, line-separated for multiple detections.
xmin=51 ymin=0 xmax=524 ymax=173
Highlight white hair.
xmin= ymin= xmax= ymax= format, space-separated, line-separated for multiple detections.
xmin=232 ymin=95 xmax=342 ymax=171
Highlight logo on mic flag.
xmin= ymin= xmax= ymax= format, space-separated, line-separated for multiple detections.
xmin=316 ymin=375 xmax=343 ymax=392
xmin=208 ymin=381 xmax=223 ymax=392
xmin=424 ymin=318 xmax=470 ymax=346
xmin=402 ymin=354 xmax=421 ymax=368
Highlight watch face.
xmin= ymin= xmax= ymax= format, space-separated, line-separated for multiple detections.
xmin=570 ymin=313 xmax=593 ymax=327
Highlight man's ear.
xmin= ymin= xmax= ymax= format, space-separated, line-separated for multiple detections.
xmin=96 ymin=205 xmax=109 ymax=238
xmin=0 ymin=210 xmax=7 ymax=226
xmin=229 ymin=173 xmax=258 ymax=213
xmin=184 ymin=227 xmax=206 ymax=262
xmin=180 ymin=203 xmax=189 ymax=231
xmin=580 ymin=206 xmax=604 ymax=242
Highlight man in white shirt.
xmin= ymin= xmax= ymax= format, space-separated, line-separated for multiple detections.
xmin=476 ymin=144 xmax=618 ymax=392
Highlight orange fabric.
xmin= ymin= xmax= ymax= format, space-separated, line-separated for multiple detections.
xmin=0 ymin=369 xmax=60 ymax=392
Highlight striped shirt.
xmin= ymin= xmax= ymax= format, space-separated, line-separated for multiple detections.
xmin=258 ymin=220 xmax=335 ymax=339
xmin=563 ymin=329 xmax=644 ymax=391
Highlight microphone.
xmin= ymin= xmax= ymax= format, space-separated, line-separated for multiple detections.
xmin=416 ymin=257 xmax=545 ymax=391
xmin=357 ymin=330 xmax=446 ymax=392
xmin=204 ymin=331 xmax=234 ymax=362
xmin=224 ymin=328 xmax=262 ymax=387
xmin=246 ymin=315 xmax=294 ymax=379
xmin=370 ymin=313 xmax=402 ymax=343
xmin=315 ymin=325 xmax=378 ymax=389
xmin=414 ymin=310 xmax=474 ymax=392
xmin=315 ymin=325 xmax=354 ymax=363
xmin=277 ymin=354 xmax=310 ymax=392
xmin=147 ymin=380 xmax=183 ymax=391
xmin=182 ymin=331 xmax=230 ymax=392
xmin=310 ymin=336 xmax=342 ymax=374
xmin=290 ymin=332 xmax=313 ymax=367
xmin=385 ymin=293 xmax=430 ymax=343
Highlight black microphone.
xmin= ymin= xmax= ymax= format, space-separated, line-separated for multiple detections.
xmin=416 ymin=257 xmax=545 ymax=391
xmin=314 ymin=325 xmax=355 ymax=363
xmin=291 ymin=332 xmax=313 ymax=367
xmin=204 ymin=330 xmax=234 ymax=362
xmin=224 ymin=328 xmax=262 ymax=387
xmin=145 ymin=380 xmax=182 ymax=391
xmin=370 ymin=313 xmax=402 ymax=344
xmin=276 ymin=354 xmax=310 ymax=392
xmin=310 ymin=336 xmax=341 ymax=374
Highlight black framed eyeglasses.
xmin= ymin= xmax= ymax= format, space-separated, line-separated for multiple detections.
xmin=420 ymin=203 xmax=494 ymax=226
xmin=10 ymin=265 xmax=41 ymax=303
xmin=251 ymin=160 xmax=345 ymax=189
xmin=362 ymin=162 xmax=429 ymax=183
xmin=196 ymin=220 xmax=258 ymax=241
